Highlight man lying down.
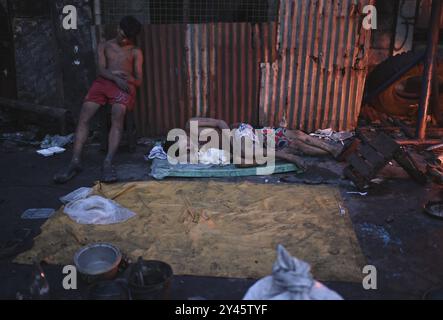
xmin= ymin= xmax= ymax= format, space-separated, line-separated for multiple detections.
xmin=164 ymin=117 xmax=272 ymax=167
xmin=54 ymin=16 xmax=143 ymax=184
xmin=163 ymin=117 xmax=344 ymax=170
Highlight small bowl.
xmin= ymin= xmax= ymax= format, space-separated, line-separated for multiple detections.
xmin=74 ymin=243 xmax=122 ymax=283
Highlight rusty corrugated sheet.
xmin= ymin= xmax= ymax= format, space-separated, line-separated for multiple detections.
xmin=136 ymin=24 xmax=189 ymax=137
xmin=259 ymin=0 xmax=373 ymax=132
xmin=185 ymin=22 xmax=276 ymax=127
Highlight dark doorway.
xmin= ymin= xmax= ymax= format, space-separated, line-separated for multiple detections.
xmin=0 ymin=2 xmax=17 ymax=99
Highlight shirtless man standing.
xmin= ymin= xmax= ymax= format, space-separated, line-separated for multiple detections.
xmin=54 ymin=16 xmax=143 ymax=183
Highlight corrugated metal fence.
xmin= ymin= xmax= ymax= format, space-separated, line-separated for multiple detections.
xmin=101 ymin=0 xmax=373 ymax=136
xmin=185 ymin=23 xmax=276 ymax=127
xmin=136 ymin=24 xmax=188 ymax=137
xmin=260 ymin=0 xmax=373 ymax=132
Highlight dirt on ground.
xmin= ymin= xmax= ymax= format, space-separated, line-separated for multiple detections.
xmin=0 ymin=141 xmax=442 ymax=299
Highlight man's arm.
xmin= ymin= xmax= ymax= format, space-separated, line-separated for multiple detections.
xmin=97 ymin=42 xmax=115 ymax=81
xmin=126 ymin=48 xmax=143 ymax=87
xmin=97 ymin=42 xmax=129 ymax=92
xmin=186 ymin=118 xmax=230 ymax=131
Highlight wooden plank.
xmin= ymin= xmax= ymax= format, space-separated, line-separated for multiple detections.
xmin=343 ymin=166 xmax=369 ymax=190
xmin=396 ymin=139 xmax=443 ymax=146
xmin=366 ymin=133 xmax=400 ymax=158
xmin=393 ymin=151 xmax=428 ymax=185
xmin=347 ymin=153 xmax=375 ymax=178
xmin=358 ymin=144 xmax=386 ymax=166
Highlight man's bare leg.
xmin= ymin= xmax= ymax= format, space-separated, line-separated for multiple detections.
xmin=72 ymin=102 xmax=101 ymax=163
xmin=54 ymin=102 xmax=100 ymax=183
xmin=102 ymin=103 xmax=126 ymax=182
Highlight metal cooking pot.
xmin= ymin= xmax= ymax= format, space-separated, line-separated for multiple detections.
xmin=74 ymin=243 xmax=122 ymax=283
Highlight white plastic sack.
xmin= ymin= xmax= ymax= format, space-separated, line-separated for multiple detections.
xmin=63 ymin=195 xmax=136 ymax=225
xmin=59 ymin=187 xmax=93 ymax=204
xmin=243 ymin=245 xmax=343 ymax=300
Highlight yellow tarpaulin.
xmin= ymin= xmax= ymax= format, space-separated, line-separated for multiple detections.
xmin=15 ymin=181 xmax=365 ymax=282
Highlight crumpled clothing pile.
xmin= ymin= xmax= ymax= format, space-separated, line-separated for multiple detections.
xmin=310 ymin=128 xmax=354 ymax=145
xmin=198 ymin=148 xmax=230 ymax=165
xmin=145 ymin=145 xmax=168 ymax=161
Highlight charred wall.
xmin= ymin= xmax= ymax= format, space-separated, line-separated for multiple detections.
xmin=7 ymin=0 xmax=96 ymax=115
xmin=52 ymin=0 xmax=97 ymax=115
xmin=368 ymin=1 xmax=399 ymax=70
xmin=11 ymin=2 xmax=62 ymax=106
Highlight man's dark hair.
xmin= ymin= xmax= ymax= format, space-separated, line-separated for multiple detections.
xmin=120 ymin=16 xmax=142 ymax=40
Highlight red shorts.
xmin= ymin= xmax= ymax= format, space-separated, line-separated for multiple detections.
xmin=84 ymin=77 xmax=136 ymax=110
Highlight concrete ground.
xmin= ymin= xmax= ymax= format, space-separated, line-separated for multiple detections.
xmin=0 ymin=141 xmax=442 ymax=300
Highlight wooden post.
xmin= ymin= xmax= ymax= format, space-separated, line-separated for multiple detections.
xmin=416 ymin=0 xmax=443 ymax=139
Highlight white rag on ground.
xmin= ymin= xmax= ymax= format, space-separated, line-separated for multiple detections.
xmin=36 ymin=147 xmax=66 ymax=157
xmin=40 ymin=133 xmax=74 ymax=149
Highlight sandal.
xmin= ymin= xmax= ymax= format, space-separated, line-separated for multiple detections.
xmin=53 ymin=163 xmax=82 ymax=184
